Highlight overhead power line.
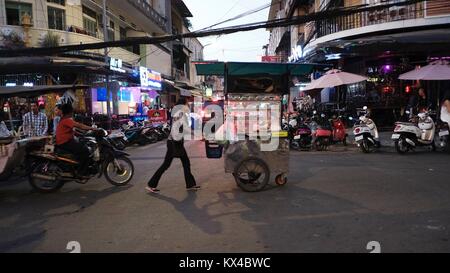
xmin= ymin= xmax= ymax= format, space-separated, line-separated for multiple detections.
xmin=197 ymin=1 xmax=279 ymax=31
xmin=0 ymin=0 xmax=428 ymax=57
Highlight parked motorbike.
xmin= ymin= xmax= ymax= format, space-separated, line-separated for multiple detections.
xmin=310 ymin=111 xmax=332 ymax=151
xmin=435 ymin=119 xmax=449 ymax=152
xmin=352 ymin=106 xmax=380 ymax=153
xmin=108 ymin=131 xmax=126 ymax=151
xmin=392 ymin=111 xmax=436 ymax=154
xmin=291 ymin=116 xmax=313 ymax=150
xmin=121 ymin=122 xmax=156 ymax=146
xmin=28 ymin=129 xmax=134 ymax=193
xmin=330 ymin=115 xmax=348 ymax=146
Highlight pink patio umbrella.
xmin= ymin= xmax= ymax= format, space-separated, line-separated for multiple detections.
xmin=303 ymin=69 xmax=368 ymax=91
xmin=303 ymin=69 xmax=368 ymax=109
xmin=399 ymin=60 xmax=450 ymax=116
xmin=399 ymin=60 xmax=450 ymax=80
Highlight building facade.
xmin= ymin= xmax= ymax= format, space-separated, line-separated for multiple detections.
xmin=267 ymin=0 xmax=450 ymax=126
xmin=166 ymin=0 xmax=204 ymax=107
xmin=0 ymin=0 xmax=203 ymax=123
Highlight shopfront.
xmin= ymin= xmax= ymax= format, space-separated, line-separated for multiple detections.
xmin=140 ymin=67 xmax=163 ymax=112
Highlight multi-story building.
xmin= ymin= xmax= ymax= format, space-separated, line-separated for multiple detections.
xmin=0 ymin=0 xmax=204 ymax=121
xmin=267 ymin=0 xmax=291 ymax=62
xmin=268 ymin=0 xmax=450 ymax=126
xmin=167 ymin=0 xmax=204 ymax=106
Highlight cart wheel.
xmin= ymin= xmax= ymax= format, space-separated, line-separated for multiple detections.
xmin=275 ymin=174 xmax=287 ymax=186
xmin=233 ymin=157 xmax=270 ymax=192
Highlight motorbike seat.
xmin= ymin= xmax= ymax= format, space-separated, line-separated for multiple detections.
xmin=319 ymin=125 xmax=332 ymax=130
xmin=396 ymin=122 xmax=415 ymax=126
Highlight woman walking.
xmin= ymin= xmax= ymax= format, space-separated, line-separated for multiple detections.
xmin=146 ymin=98 xmax=200 ymax=194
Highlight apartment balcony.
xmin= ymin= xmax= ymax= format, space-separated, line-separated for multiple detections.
xmin=299 ymin=1 xmax=450 ymax=62
xmin=0 ymin=25 xmax=140 ymax=64
xmin=127 ymin=0 xmax=166 ymax=30
xmin=314 ymin=3 xmax=426 ymax=39
xmin=108 ymin=0 xmax=168 ymax=34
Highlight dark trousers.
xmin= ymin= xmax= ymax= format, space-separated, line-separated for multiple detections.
xmin=148 ymin=140 xmax=197 ymax=188
xmin=58 ymin=139 xmax=90 ymax=176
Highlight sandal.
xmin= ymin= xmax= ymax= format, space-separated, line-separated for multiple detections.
xmin=145 ymin=187 xmax=160 ymax=194
xmin=187 ymin=185 xmax=201 ymax=191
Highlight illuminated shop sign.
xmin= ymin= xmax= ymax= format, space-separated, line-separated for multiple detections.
xmin=140 ymin=67 xmax=162 ymax=90
xmin=110 ymin=58 xmax=126 ymax=73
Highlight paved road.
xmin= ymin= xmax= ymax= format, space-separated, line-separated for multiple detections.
xmin=0 ymin=138 xmax=449 ymax=253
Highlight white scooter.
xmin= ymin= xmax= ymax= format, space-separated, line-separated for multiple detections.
xmin=392 ymin=111 xmax=436 ymax=154
xmin=352 ymin=106 xmax=380 ymax=153
xmin=435 ymin=121 xmax=449 ymax=152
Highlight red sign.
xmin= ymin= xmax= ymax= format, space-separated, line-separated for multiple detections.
xmin=261 ymin=56 xmax=281 ymax=63
xmin=148 ymin=110 xmax=168 ymax=123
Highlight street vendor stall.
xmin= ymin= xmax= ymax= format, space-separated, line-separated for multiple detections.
xmin=195 ymin=62 xmax=315 ymax=192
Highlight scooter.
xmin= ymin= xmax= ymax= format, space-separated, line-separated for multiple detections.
xmin=330 ymin=115 xmax=348 ymax=146
xmin=121 ymin=122 xmax=156 ymax=146
xmin=108 ymin=131 xmax=126 ymax=150
xmin=435 ymin=119 xmax=449 ymax=152
xmin=291 ymin=116 xmax=313 ymax=150
xmin=392 ymin=110 xmax=436 ymax=154
xmin=310 ymin=111 xmax=332 ymax=151
xmin=352 ymin=106 xmax=380 ymax=153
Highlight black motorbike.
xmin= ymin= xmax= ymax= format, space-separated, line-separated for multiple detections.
xmin=28 ymin=129 xmax=134 ymax=193
xmin=121 ymin=123 xmax=157 ymax=146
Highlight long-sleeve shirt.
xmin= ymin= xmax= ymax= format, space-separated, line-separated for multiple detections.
xmin=22 ymin=112 xmax=48 ymax=137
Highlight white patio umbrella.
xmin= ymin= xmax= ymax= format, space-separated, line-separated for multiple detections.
xmin=303 ymin=69 xmax=368 ymax=109
xmin=303 ymin=69 xmax=368 ymax=91
xmin=399 ymin=60 xmax=450 ymax=80
xmin=399 ymin=60 xmax=450 ymax=118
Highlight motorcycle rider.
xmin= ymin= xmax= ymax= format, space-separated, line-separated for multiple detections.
xmin=55 ymin=103 xmax=97 ymax=178
xmin=407 ymin=88 xmax=429 ymax=118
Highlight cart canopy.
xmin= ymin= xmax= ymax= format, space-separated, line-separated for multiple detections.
xmin=195 ymin=62 xmax=315 ymax=76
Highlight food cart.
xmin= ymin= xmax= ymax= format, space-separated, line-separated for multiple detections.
xmin=195 ymin=62 xmax=315 ymax=192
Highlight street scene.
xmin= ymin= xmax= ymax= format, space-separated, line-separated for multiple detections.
xmin=1 ymin=0 xmax=450 ymax=254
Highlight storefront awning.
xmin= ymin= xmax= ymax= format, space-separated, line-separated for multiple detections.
xmin=195 ymin=62 xmax=316 ymax=76
xmin=0 ymin=84 xmax=90 ymax=98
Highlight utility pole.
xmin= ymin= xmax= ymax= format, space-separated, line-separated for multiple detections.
xmin=102 ymin=0 xmax=111 ymax=129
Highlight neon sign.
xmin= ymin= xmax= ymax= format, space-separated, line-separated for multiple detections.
xmin=140 ymin=67 xmax=162 ymax=90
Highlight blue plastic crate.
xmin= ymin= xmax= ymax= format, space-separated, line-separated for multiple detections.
xmin=205 ymin=140 xmax=223 ymax=159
